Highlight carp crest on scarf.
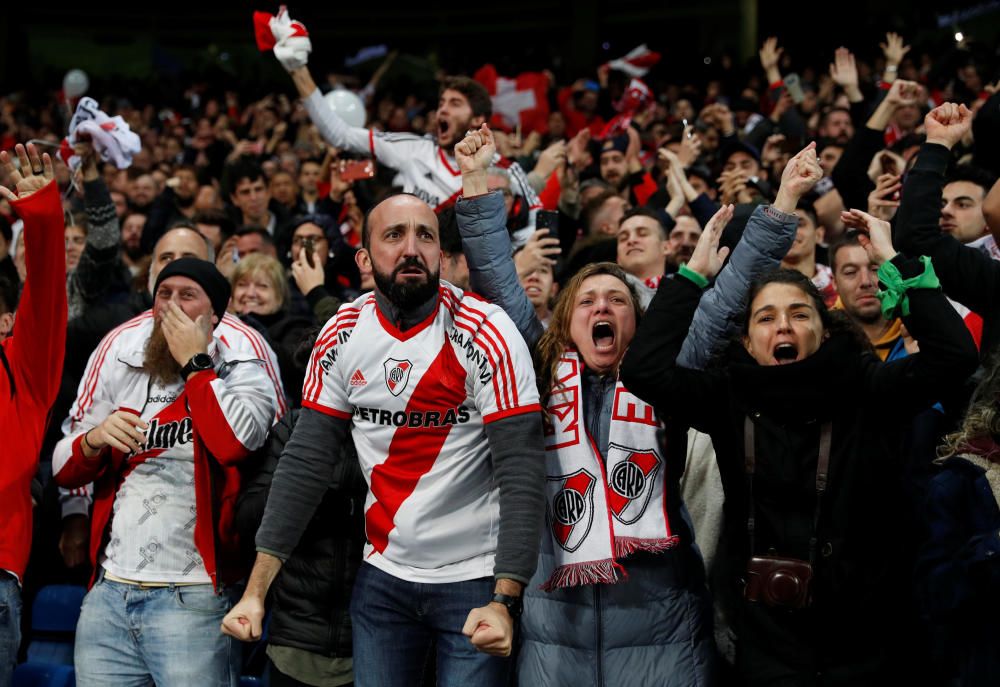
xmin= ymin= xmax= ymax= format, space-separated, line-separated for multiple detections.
xmin=541 ymin=352 xmax=679 ymax=590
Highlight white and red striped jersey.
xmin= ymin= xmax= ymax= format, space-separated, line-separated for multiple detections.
xmin=57 ymin=312 xmax=286 ymax=517
xmin=303 ymin=282 xmax=541 ymax=583
xmin=304 ymin=90 xmax=540 ymax=214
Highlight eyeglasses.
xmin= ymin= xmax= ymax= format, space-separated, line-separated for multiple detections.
xmin=291 ymin=235 xmax=328 ymax=246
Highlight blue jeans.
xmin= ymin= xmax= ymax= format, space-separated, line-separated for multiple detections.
xmin=75 ymin=572 xmax=240 ymax=687
xmin=350 ymin=563 xmax=509 ymax=687
xmin=0 ymin=574 xmax=21 ymax=686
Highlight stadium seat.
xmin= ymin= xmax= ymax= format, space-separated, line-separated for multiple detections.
xmin=26 ymin=585 xmax=86 ymax=665
xmin=12 ymin=661 xmax=75 ymax=687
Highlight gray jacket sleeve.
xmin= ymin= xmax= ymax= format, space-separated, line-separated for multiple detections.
xmin=676 ymin=205 xmax=798 ymax=369
xmin=486 ymin=412 xmax=546 ymax=585
xmin=72 ymin=178 xmax=123 ymax=305
xmin=455 ymin=191 xmax=545 ymax=349
xmin=255 ymin=407 xmax=350 ymax=559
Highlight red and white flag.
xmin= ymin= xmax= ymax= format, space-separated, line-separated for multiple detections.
xmin=474 ymin=64 xmax=550 ymax=133
xmin=605 ymin=44 xmax=661 ymax=78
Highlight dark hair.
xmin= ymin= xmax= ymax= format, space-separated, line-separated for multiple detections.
xmin=581 ymin=190 xmax=623 ymax=235
xmin=192 ymin=209 xmax=236 ymax=239
xmin=0 ymin=214 xmax=11 ymax=245
xmin=742 ymin=269 xmax=832 ymax=334
xmin=794 ymin=203 xmax=818 ymax=230
xmin=225 ymin=159 xmax=265 ymax=196
xmin=440 ymin=76 xmax=492 ymax=120
xmin=620 ymin=206 xmax=668 ymax=239
xmin=827 ymin=232 xmax=865 ymax=273
xmin=0 ymin=275 xmax=18 ymax=314
xmin=438 ymin=208 xmax=462 ymax=255
xmin=235 ymin=225 xmax=274 ymax=247
xmin=946 ymin=164 xmax=997 ymax=197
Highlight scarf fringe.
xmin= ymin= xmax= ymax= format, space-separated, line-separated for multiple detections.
xmin=540 ymin=559 xmax=625 ymax=591
xmin=613 ymin=535 xmax=680 ymax=559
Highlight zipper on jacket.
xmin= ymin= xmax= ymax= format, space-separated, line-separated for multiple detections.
xmin=594 ymin=583 xmax=604 ymax=687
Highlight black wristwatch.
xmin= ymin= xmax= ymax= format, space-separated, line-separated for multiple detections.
xmin=490 ymin=593 xmax=523 ymax=619
xmin=181 ymin=353 xmax=214 ymax=380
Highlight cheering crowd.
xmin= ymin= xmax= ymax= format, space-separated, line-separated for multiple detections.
xmin=2 ymin=6 xmax=1000 ymax=686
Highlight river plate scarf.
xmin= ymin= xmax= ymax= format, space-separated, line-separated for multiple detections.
xmin=541 ymin=352 xmax=679 ymax=590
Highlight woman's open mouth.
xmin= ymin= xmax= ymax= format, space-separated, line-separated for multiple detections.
xmin=592 ymin=321 xmax=616 ymax=352
xmin=772 ymin=342 xmax=799 ymax=365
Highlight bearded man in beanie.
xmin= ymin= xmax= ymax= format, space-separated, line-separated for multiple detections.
xmin=53 ymin=257 xmax=278 ymax=687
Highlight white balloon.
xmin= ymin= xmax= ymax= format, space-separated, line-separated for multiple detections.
xmin=63 ymin=69 xmax=90 ymax=99
xmin=323 ymin=88 xmax=366 ymax=128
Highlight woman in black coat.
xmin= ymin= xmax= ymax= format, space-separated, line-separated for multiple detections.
xmin=620 ymin=198 xmax=978 ymax=685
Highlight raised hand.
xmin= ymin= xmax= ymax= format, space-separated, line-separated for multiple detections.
xmin=291 ymin=246 xmax=326 ymax=295
xmin=0 ymin=143 xmax=55 ymax=202
xmin=829 ymin=47 xmax=862 ymax=101
xmin=686 ymin=204 xmax=734 ymax=279
xmin=867 ymin=173 xmax=902 ymax=222
xmin=455 ymin=123 xmax=496 ymax=176
xmin=566 ymin=129 xmax=592 ymax=170
xmin=884 ymin=79 xmax=920 ymax=108
xmin=774 ymin=142 xmax=822 ymax=211
xmin=676 ymin=125 xmax=702 ymax=167
xmin=519 ymin=228 xmax=561 ymax=269
xmin=880 ymin=32 xmax=910 ymax=68
xmin=759 ymin=37 xmax=784 ymax=82
xmin=841 ymin=208 xmax=897 ymax=265
xmin=269 ymin=7 xmax=312 ymax=73
xmin=533 ymin=141 xmax=567 ymax=181
xmin=924 ymin=102 xmax=973 ymax=150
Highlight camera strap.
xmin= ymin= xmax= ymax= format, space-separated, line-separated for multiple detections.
xmin=744 ymin=417 xmax=832 ymax=566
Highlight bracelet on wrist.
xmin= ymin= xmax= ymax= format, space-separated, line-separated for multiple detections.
xmin=82 ymin=430 xmax=99 ymax=452
xmin=884 ymin=65 xmax=898 ymax=73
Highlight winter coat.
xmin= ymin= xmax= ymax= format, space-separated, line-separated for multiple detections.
xmin=236 ymin=410 xmax=367 ymax=658
xmin=916 ymin=454 xmax=1000 ymax=687
xmin=621 ymin=259 xmax=979 ymax=685
xmin=456 ymin=190 xmax=716 ymax=686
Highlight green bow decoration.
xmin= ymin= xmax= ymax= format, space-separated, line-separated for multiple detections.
xmin=876 ymin=256 xmax=940 ymax=319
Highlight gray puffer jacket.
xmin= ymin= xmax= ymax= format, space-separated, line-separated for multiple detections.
xmin=456 ymin=191 xmax=718 ymax=686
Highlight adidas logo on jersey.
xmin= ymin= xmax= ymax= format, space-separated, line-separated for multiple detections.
xmin=350 ymin=369 xmax=368 ymax=387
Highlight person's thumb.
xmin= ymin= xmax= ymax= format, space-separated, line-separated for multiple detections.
xmin=462 ymin=608 xmax=483 ymax=638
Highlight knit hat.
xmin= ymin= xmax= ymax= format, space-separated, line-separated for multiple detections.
xmin=154 ymin=257 xmax=231 ymax=323
xmin=599 ymin=134 xmax=630 ymax=156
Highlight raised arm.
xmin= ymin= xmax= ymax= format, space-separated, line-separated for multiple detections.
xmin=0 ymin=144 xmax=67 ymax=407
xmin=841 ymin=207 xmax=978 ymax=410
xmin=894 ymin=103 xmax=1000 ymax=315
xmin=620 ymin=207 xmax=732 ymax=431
xmin=261 ymin=8 xmax=376 ymax=159
xmin=71 ymin=142 xmax=125 ymax=306
xmin=831 ymin=80 xmax=920 ymax=211
xmin=677 ymin=143 xmax=823 ymax=369
xmin=454 ymin=124 xmax=545 ymax=348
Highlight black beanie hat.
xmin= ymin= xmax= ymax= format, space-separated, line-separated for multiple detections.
xmin=153 ymin=258 xmax=231 ymax=324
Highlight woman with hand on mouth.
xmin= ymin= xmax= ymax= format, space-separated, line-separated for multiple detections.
xmin=621 ymin=144 xmax=979 ymax=684
xmin=455 ymin=124 xmax=716 ymax=686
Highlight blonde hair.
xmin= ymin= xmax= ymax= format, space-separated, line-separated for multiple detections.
xmin=230 ymin=253 xmax=289 ymax=311
xmin=940 ymin=353 xmax=1000 ymax=459
xmin=534 ymin=262 xmax=642 ymax=406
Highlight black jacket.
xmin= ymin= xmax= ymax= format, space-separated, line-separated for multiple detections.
xmin=236 ymin=410 xmax=367 ymax=657
xmin=620 ymin=268 xmax=978 ymax=682
xmin=895 ymin=142 xmax=1000 ymax=359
